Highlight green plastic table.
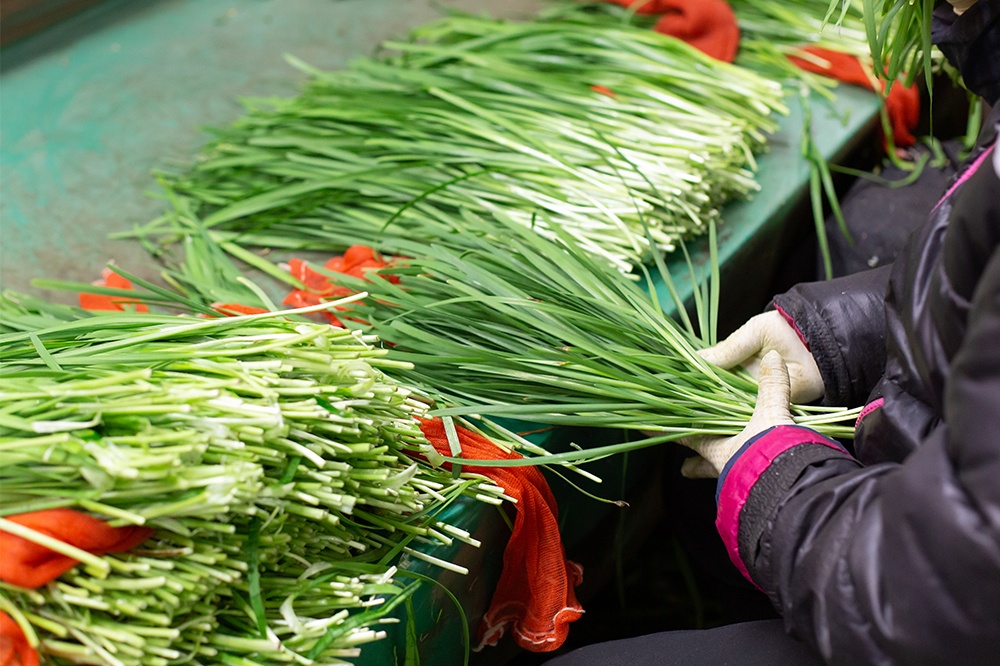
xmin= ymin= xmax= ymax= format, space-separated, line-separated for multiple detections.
xmin=0 ymin=0 xmax=543 ymax=300
xmin=0 ymin=1 xmax=881 ymax=663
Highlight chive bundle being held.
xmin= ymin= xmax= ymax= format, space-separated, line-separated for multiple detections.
xmin=126 ymin=2 xmax=786 ymax=272
xmin=0 ymin=293 xmax=501 ymax=665
xmin=325 ymin=211 xmax=859 ymax=452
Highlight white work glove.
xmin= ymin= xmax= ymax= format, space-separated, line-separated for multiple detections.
xmin=681 ymin=350 xmax=796 ymax=479
xmin=947 ymin=0 xmax=978 ymax=15
xmin=698 ymin=310 xmax=824 ymax=404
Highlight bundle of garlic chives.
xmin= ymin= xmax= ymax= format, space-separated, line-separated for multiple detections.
xmin=121 ymin=2 xmax=785 ymax=272
xmin=545 ymin=0 xmax=871 ymax=60
xmin=545 ymin=1 xmax=883 ymax=282
xmin=0 ymin=292 xmax=504 ymax=665
xmin=730 ymin=0 xmax=872 ymax=80
xmin=825 ymin=0 xmax=935 ymax=90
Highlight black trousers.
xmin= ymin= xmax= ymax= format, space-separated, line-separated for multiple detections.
xmin=823 ymin=140 xmax=962 ymax=279
xmin=543 ymin=620 xmax=823 ymax=666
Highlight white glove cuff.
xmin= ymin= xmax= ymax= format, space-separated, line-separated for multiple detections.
xmin=948 ymin=0 xmax=978 ymax=15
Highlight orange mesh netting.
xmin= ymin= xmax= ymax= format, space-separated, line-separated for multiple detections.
xmin=0 ymin=612 xmax=38 ymax=666
xmin=601 ymin=0 xmax=740 ymax=62
xmin=417 ymin=418 xmax=584 ymax=652
xmin=78 ymin=268 xmax=149 ymax=313
xmin=0 ymin=509 xmax=155 ymax=589
xmin=283 ymin=246 xmax=402 ymax=327
xmin=789 ymin=46 xmax=920 ymax=147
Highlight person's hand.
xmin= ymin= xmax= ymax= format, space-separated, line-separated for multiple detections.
xmin=681 ymin=350 xmax=796 ymax=478
xmin=947 ymin=0 xmax=978 ymax=16
xmin=698 ymin=310 xmax=824 ymax=404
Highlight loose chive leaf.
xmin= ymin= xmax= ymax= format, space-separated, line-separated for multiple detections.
xmin=442 ymin=416 xmax=463 ymax=480
xmin=28 ymin=333 xmax=62 ymax=372
xmin=404 ymin=596 xmax=421 ymax=666
xmin=246 ymin=517 xmax=268 ymax=639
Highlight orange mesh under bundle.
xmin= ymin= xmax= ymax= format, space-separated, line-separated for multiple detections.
xmin=600 ymin=0 xmax=740 ymax=62
xmin=0 ymin=612 xmax=38 ymax=666
xmin=417 ymin=418 xmax=584 ymax=652
xmin=0 ymin=509 xmax=155 ymax=589
xmin=78 ymin=268 xmax=149 ymax=313
xmin=283 ymin=246 xmax=402 ymax=327
xmin=788 ymin=46 xmax=920 ymax=147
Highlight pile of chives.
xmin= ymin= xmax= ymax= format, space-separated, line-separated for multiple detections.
xmin=0 ymin=293 xmax=505 ymax=665
xmin=125 ymin=2 xmax=786 ymax=272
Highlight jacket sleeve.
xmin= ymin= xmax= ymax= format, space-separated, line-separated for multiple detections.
xmin=718 ymin=247 xmax=1000 ymax=666
xmin=770 ymin=266 xmax=890 ymax=407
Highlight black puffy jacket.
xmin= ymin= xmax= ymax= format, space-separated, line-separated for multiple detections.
xmin=714 ymin=64 xmax=1000 ymax=666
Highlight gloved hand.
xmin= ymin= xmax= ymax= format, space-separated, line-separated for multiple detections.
xmin=947 ymin=0 xmax=978 ymax=15
xmin=681 ymin=350 xmax=796 ymax=478
xmin=698 ymin=310 xmax=824 ymax=404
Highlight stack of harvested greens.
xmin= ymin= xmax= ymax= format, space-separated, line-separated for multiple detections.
xmin=126 ymin=2 xmax=787 ymax=272
xmin=546 ymin=0 xmax=872 ymax=81
xmin=732 ymin=0 xmax=869 ymax=55
xmin=826 ymin=0 xmax=935 ymax=89
xmin=0 ymin=293 xmax=505 ymax=665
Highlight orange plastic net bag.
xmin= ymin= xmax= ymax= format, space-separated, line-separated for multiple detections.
xmin=417 ymin=418 xmax=584 ymax=652
xmin=788 ymin=46 xmax=920 ymax=147
xmin=283 ymin=246 xmax=402 ymax=326
xmin=0 ymin=612 xmax=38 ymax=666
xmin=78 ymin=268 xmax=149 ymax=313
xmin=600 ymin=0 xmax=740 ymax=62
xmin=0 ymin=509 xmax=155 ymax=589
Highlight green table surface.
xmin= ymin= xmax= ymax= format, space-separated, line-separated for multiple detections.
xmin=0 ymin=1 xmax=881 ymax=664
xmin=0 ymin=0 xmax=543 ymax=301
